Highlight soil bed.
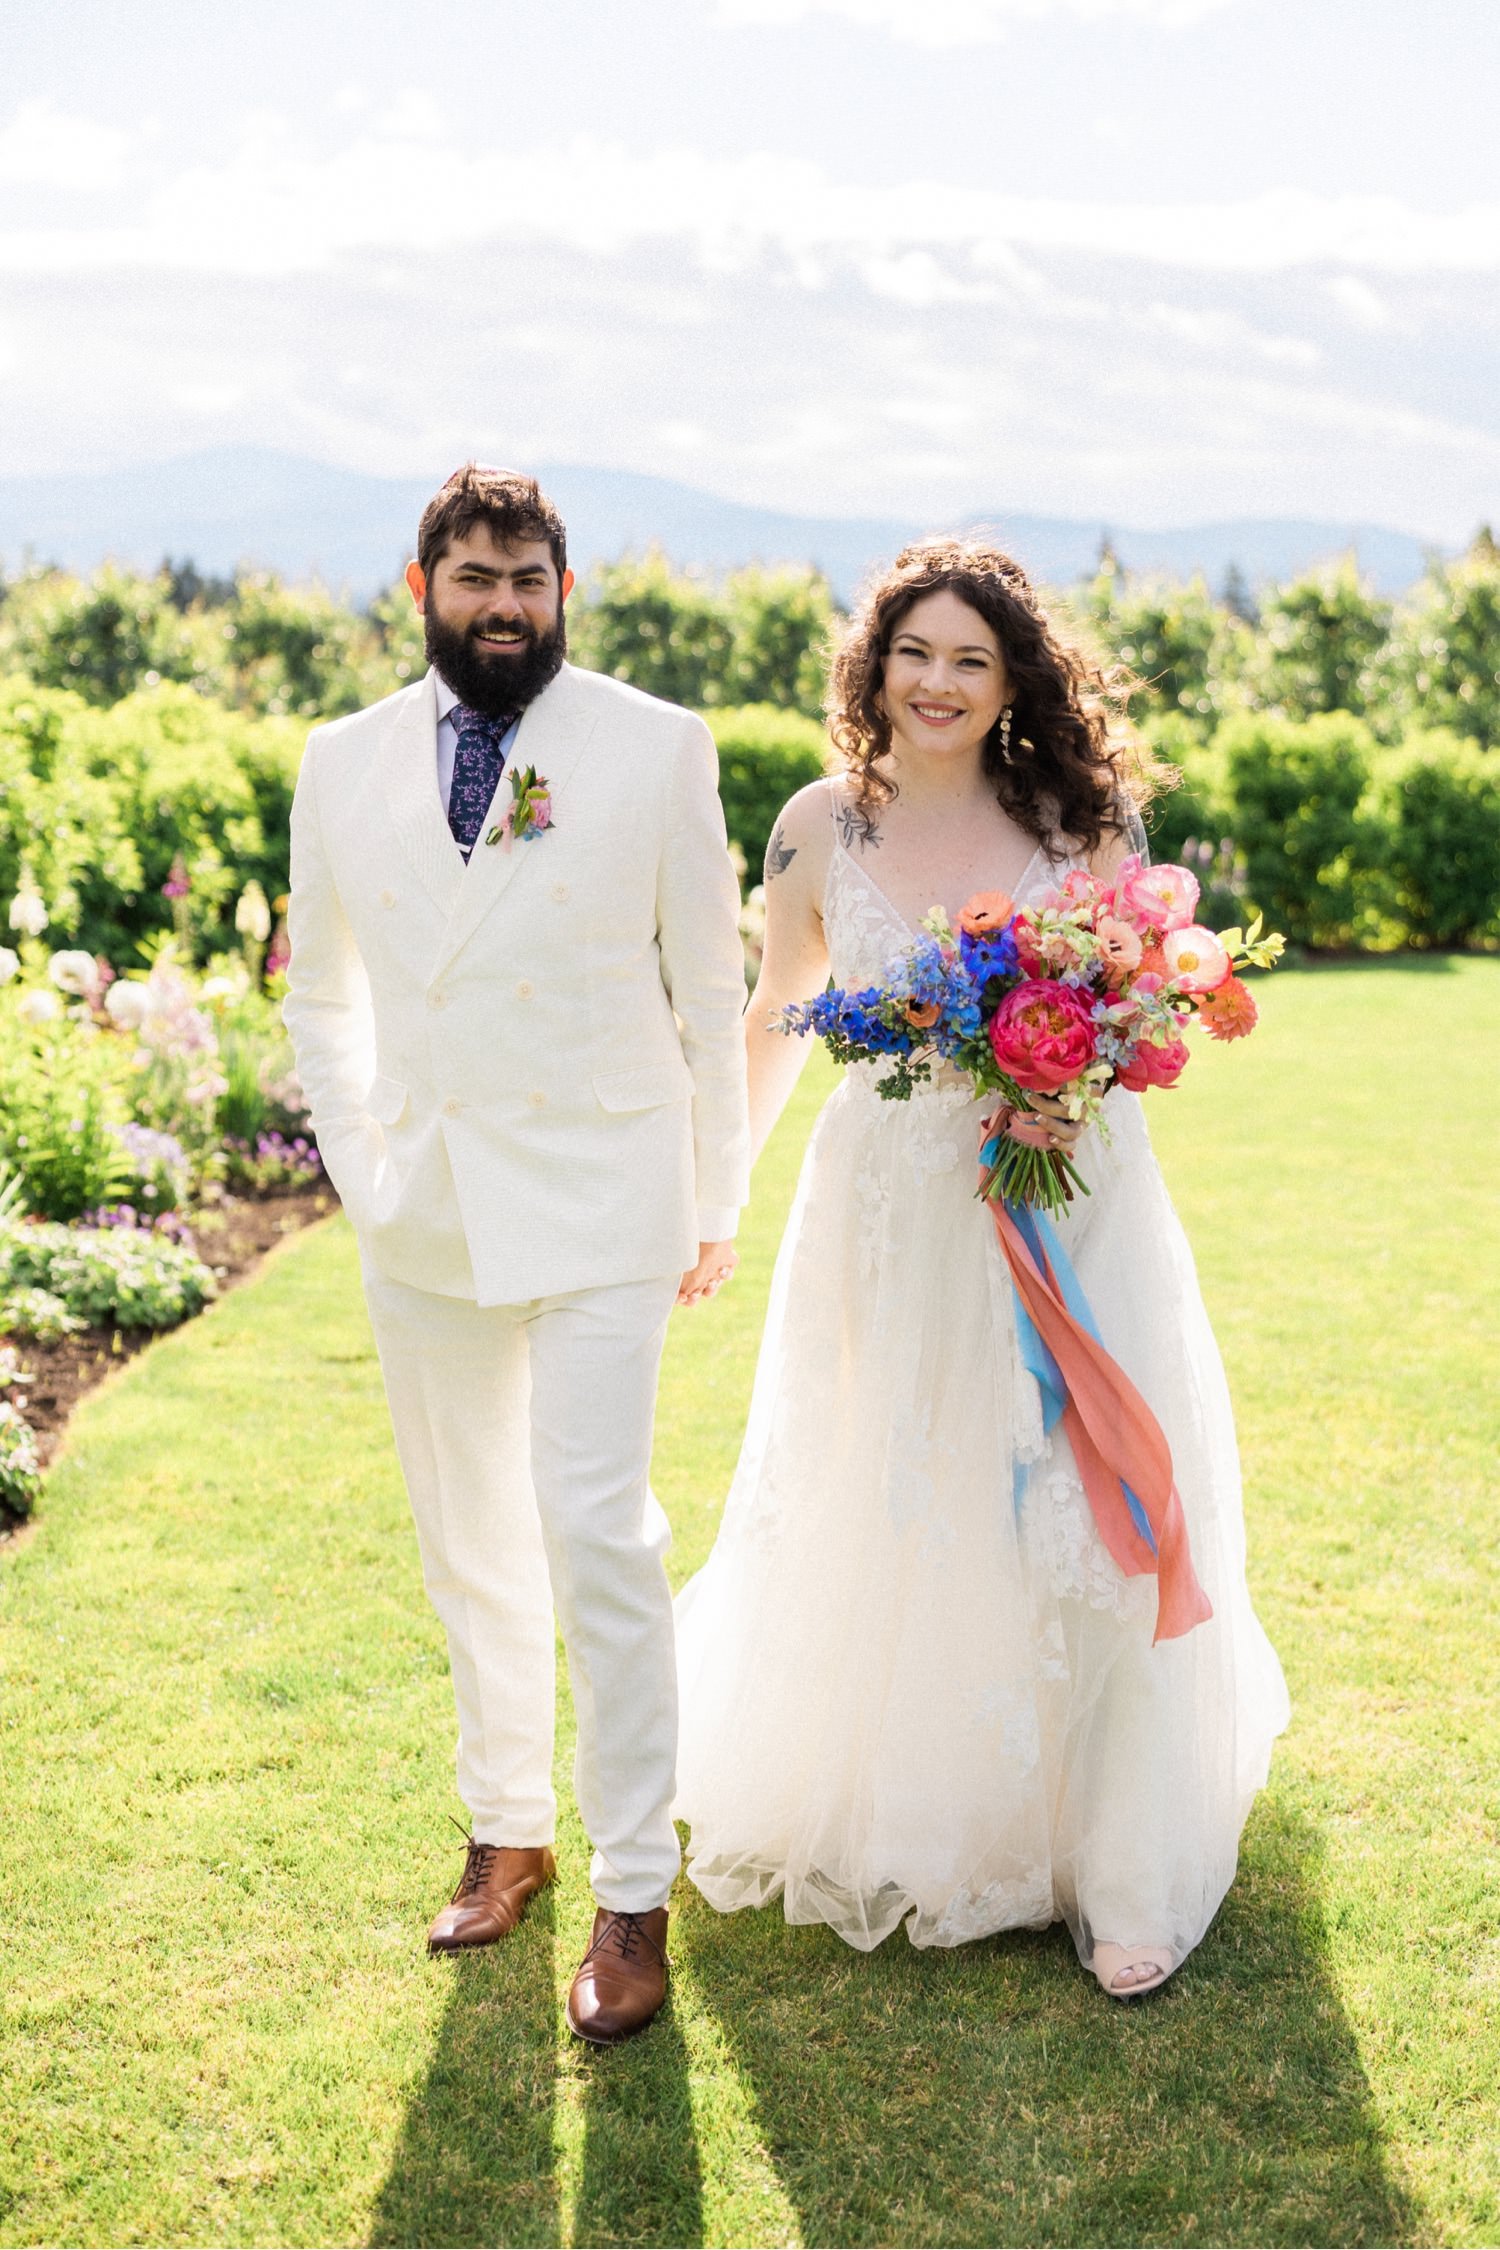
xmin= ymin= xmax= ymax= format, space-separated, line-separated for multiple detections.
xmin=1 ymin=1187 xmax=336 ymax=1535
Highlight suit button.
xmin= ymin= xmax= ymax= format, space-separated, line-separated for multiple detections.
xmin=550 ymin=881 xmax=568 ymax=902
xmin=427 ymin=989 xmax=448 ymax=1011
xmin=441 ymin=1098 xmax=462 ymax=1118
xmin=515 ymin=979 xmax=534 ymax=1000
xmin=379 ymin=889 xmax=396 ymax=909
xmin=527 ymin=1089 xmax=547 ymax=1109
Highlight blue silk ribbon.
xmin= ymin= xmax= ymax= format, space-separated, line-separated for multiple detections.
xmin=997 ymin=1185 xmax=1158 ymax=1555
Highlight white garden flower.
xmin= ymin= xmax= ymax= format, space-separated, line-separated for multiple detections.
xmin=0 ymin=947 xmax=18 ymax=985
xmin=17 ymin=988 xmax=60 ymax=1025
xmin=105 ymin=980 xmax=151 ymax=1030
xmin=48 ymin=949 xmax=98 ymax=997
xmin=8 ymin=886 xmax=49 ymax=938
xmin=200 ymin=975 xmax=238 ymax=1002
xmin=234 ymin=881 xmax=272 ymax=943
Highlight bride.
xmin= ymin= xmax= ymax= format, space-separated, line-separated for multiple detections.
xmin=674 ymin=538 xmax=1289 ymax=1999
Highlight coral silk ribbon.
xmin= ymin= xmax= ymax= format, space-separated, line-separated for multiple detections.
xmin=988 ymin=1195 xmax=1213 ymax=1644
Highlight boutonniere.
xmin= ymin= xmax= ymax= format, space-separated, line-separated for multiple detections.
xmin=486 ymin=765 xmax=554 ymax=852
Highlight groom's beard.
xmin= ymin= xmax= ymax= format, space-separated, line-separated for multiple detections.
xmin=423 ymin=600 xmax=567 ymax=719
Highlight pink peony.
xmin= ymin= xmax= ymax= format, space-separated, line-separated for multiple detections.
xmin=1162 ymin=924 xmax=1231 ymax=993
xmin=1094 ymin=913 xmax=1143 ymax=986
xmin=988 ymin=979 xmax=1098 ymax=1091
xmin=1111 ymin=854 xmax=1200 ymax=935
xmin=1116 ymin=1034 xmax=1191 ymax=1092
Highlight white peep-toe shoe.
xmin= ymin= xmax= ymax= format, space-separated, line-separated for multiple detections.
xmin=1092 ymin=1943 xmax=1176 ymax=2000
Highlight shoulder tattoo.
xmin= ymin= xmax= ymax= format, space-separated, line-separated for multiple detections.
xmin=837 ymin=799 xmax=881 ymax=852
xmin=764 ymin=819 xmax=798 ymax=880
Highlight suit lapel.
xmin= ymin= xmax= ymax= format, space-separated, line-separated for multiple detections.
xmin=378 ymin=672 xmax=465 ymax=918
xmin=435 ymin=665 xmax=599 ymax=972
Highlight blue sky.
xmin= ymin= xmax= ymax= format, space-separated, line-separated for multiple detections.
xmin=2 ymin=0 xmax=1495 ymax=537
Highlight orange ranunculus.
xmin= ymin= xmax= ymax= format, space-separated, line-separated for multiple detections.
xmin=957 ymin=890 xmax=1014 ymax=937
xmin=904 ymin=998 xmax=942 ymax=1029
xmin=1196 ymin=973 xmax=1259 ymax=1041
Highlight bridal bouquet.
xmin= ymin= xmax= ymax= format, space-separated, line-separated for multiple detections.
xmin=779 ymin=855 xmax=1282 ymax=1215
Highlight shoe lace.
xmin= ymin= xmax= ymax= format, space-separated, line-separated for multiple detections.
xmin=448 ymin=1822 xmax=500 ymax=1904
xmin=587 ymin=1911 xmax=663 ymax=1967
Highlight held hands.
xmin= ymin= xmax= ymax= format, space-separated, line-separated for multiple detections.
xmin=678 ymin=1241 xmax=738 ymax=1308
xmin=1004 ymin=1090 xmax=1085 ymax=1152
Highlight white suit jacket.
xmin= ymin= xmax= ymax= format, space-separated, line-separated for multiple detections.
xmin=283 ymin=663 xmax=751 ymax=1305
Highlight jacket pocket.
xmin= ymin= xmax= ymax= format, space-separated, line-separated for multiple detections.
xmin=592 ymin=1060 xmax=693 ymax=1113
xmin=364 ymin=1074 xmax=410 ymax=1125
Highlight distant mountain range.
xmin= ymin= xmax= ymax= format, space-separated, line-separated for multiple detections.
xmin=0 ymin=447 xmax=1450 ymax=602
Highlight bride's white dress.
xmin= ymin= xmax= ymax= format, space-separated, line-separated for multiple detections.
xmin=674 ymin=827 xmax=1289 ymax=1967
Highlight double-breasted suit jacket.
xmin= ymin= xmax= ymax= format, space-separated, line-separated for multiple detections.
xmin=284 ymin=662 xmax=751 ymax=1305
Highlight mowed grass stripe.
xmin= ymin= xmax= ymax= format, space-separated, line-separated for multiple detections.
xmin=1 ymin=958 xmax=1495 ymax=2248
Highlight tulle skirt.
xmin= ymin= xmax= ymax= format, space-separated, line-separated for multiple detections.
xmin=674 ymin=1074 xmax=1289 ymax=1962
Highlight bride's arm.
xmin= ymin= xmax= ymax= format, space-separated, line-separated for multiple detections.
xmin=744 ymin=782 xmax=833 ymax=1166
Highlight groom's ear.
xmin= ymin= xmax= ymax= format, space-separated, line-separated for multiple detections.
xmin=561 ymin=567 xmax=575 ymax=603
xmin=404 ymin=559 xmax=427 ymax=611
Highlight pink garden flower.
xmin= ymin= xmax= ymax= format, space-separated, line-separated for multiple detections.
xmin=1111 ymin=855 xmax=1200 ymax=935
xmin=1161 ymin=924 xmax=1232 ymax=993
xmin=1116 ymin=1033 xmax=1191 ymax=1092
xmin=1094 ymin=914 xmax=1143 ymax=986
xmin=988 ymin=979 xmax=1098 ymax=1092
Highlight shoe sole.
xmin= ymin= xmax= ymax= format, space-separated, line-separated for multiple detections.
xmin=564 ymin=1997 xmax=664 ymax=2046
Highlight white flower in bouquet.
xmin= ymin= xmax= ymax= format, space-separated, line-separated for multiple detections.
xmin=234 ymin=881 xmax=272 ymax=944
xmin=48 ymin=949 xmax=98 ymax=998
xmin=0 ymin=947 xmax=19 ymax=985
xmin=8 ymin=886 xmax=48 ymax=938
xmin=17 ymin=988 xmax=60 ymax=1025
xmin=105 ymin=980 xmax=152 ymax=1030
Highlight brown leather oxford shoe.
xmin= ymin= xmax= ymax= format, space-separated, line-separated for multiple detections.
xmin=565 ymin=1907 xmax=670 ymax=2044
xmin=427 ymin=1839 xmax=557 ymax=1954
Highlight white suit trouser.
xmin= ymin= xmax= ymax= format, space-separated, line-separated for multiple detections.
xmin=360 ymin=1261 xmax=682 ymax=1911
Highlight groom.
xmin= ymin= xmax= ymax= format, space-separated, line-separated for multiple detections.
xmin=283 ymin=463 xmax=750 ymax=2042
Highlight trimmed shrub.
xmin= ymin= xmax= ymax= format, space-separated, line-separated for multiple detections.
xmin=1380 ymin=730 xmax=1500 ymax=947
xmin=1216 ymin=712 xmax=1384 ymax=949
xmin=704 ymin=704 xmax=829 ymax=878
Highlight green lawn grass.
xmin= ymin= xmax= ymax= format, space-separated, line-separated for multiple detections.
xmin=2 ymin=959 xmax=1497 ymax=2248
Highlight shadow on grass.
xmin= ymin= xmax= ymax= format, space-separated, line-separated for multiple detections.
xmin=367 ymin=1892 xmax=703 ymax=2250
xmin=368 ymin=1890 xmax=563 ymax=2250
xmin=677 ymin=1797 xmax=1419 ymax=2250
xmin=571 ymin=1990 xmax=704 ymax=2248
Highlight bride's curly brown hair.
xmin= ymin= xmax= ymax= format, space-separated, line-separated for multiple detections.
xmin=827 ymin=538 xmax=1166 ymax=852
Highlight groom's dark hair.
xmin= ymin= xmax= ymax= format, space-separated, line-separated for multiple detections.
xmin=417 ymin=463 xmax=568 ymax=581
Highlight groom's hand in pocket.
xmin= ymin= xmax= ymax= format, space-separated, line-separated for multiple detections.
xmin=678 ymin=1241 xmax=738 ymax=1308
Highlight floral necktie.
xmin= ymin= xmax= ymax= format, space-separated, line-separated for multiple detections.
xmin=448 ymin=705 xmax=516 ymax=860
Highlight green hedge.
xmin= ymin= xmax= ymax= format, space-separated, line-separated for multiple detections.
xmin=703 ymin=703 xmax=830 ymax=879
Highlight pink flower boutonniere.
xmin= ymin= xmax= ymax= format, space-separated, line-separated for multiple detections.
xmin=486 ymin=765 xmax=554 ymax=852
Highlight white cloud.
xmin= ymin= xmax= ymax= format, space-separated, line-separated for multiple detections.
xmin=1 ymin=125 xmax=1496 ymax=286
xmin=0 ymin=101 xmax=135 ymax=193
xmin=714 ymin=0 xmax=1234 ymax=36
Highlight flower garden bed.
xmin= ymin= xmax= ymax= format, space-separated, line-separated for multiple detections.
xmin=0 ymin=874 xmax=333 ymax=1530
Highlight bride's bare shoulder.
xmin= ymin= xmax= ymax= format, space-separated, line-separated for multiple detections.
xmin=762 ymin=775 xmax=838 ymax=883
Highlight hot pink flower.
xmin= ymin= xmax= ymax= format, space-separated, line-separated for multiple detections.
xmin=1111 ymin=854 xmax=1200 ymax=935
xmin=1094 ymin=913 xmax=1143 ymax=986
xmin=1162 ymin=924 xmax=1231 ymax=992
xmin=1116 ymin=1033 xmax=1191 ymax=1092
xmin=988 ymin=979 xmax=1098 ymax=1091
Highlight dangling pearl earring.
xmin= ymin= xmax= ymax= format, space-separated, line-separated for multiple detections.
xmin=998 ymin=706 xmax=1013 ymax=755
